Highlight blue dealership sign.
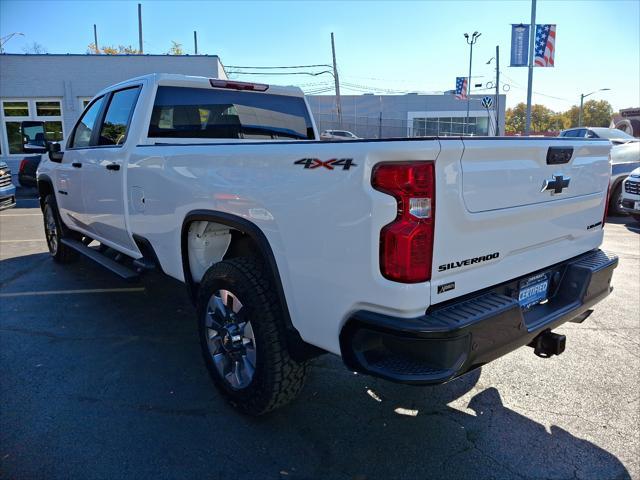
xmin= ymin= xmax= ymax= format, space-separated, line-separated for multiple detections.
xmin=510 ymin=24 xmax=530 ymax=67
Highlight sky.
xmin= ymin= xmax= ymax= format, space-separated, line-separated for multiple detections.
xmin=1 ymin=0 xmax=639 ymax=112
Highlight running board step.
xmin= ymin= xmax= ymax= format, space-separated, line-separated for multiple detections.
xmin=60 ymin=238 xmax=139 ymax=280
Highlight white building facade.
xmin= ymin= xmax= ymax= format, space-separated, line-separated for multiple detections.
xmin=0 ymin=53 xmax=226 ymax=169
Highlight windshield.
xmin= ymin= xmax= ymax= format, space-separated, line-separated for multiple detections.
xmin=592 ymin=128 xmax=636 ymax=140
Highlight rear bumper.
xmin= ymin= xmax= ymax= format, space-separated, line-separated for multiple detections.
xmin=340 ymin=249 xmax=618 ymax=385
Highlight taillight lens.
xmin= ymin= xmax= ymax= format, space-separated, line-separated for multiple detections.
xmin=372 ymin=162 xmax=435 ymax=283
xmin=19 ymin=159 xmax=27 ymax=173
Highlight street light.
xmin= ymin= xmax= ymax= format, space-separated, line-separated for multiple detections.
xmin=578 ymin=88 xmax=610 ymax=127
xmin=0 ymin=32 xmax=24 ymax=53
xmin=464 ymin=31 xmax=481 ymax=135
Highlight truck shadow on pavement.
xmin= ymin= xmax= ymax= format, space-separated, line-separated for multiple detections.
xmin=0 ymin=255 xmax=631 ymax=480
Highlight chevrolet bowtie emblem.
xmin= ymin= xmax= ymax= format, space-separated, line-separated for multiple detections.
xmin=541 ymin=174 xmax=570 ymax=194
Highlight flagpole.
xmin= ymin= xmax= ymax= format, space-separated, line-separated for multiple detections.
xmin=525 ymin=0 xmax=537 ymax=135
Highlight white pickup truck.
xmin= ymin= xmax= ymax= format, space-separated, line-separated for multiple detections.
xmin=28 ymin=74 xmax=618 ymax=415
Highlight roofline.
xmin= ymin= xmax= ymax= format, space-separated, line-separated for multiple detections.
xmin=0 ymin=53 xmax=220 ymax=58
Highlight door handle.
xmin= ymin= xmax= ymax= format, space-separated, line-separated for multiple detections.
xmin=106 ymin=163 xmax=120 ymax=171
xmin=71 ymin=162 xmax=82 ymax=168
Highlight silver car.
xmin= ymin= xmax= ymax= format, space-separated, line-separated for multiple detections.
xmin=0 ymin=161 xmax=17 ymax=210
xmin=559 ymin=127 xmax=640 ymax=215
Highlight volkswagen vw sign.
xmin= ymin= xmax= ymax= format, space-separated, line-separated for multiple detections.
xmin=481 ymin=96 xmax=494 ymax=109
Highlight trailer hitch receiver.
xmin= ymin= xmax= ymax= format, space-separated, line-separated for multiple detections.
xmin=529 ymin=330 xmax=566 ymax=358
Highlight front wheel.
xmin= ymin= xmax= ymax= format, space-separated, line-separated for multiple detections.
xmin=197 ymin=257 xmax=307 ymax=415
xmin=42 ymin=195 xmax=77 ymax=264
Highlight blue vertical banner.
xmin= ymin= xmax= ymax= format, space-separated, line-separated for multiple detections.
xmin=510 ymin=24 xmax=530 ymax=67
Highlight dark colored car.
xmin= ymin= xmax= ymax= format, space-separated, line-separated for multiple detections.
xmin=18 ymin=155 xmax=42 ymax=187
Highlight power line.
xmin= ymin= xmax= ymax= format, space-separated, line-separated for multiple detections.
xmin=225 ymin=64 xmax=332 ymax=69
xmin=227 ymin=70 xmax=334 ymax=77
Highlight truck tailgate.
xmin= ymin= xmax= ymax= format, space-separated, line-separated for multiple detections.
xmin=430 ymin=138 xmax=611 ymax=305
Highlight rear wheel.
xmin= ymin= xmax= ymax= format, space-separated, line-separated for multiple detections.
xmin=608 ymin=183 xmax=625 ymax=217
xmin=42 ymin=195 xmax=77 ymax=264
xmin=197 ymin=257 xmax=307 ymax=415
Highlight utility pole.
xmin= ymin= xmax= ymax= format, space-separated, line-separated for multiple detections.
xmin=525 ymin=0 xmax=537 ymax=135
xmin=138 ymin=3 xmax=143 ymax=53
xmin=495 ymin=45 xmax=500 ymax=135
xmin=464 ymin=31 xmax=481 ymax=135
xmin=194 ymin=31 xmax=198 ymax=54
xmin=331 ymin=32 xmax=343 ymax=128
xmin=93 ymin=24 xmax=99 ymax=53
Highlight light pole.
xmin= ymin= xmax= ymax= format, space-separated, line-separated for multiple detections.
xmin=578 ymin=88 xmax=610 ymax=127
xmin=464 ymin=31 xmax=481 ymax=135
xmin=0 ymin=32 xmax=24 ymax=53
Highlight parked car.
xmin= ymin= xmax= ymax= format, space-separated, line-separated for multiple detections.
xmin=558 ymin=127 xmax=638 ymax=145
xmin=30 ymin=74 xmax=618 ymax=415
xmin=619 ymin=167 xmax=640 ymax=221
xmin=0 ymin=161 xmax=17 ymax=210
xmin=559 ymin=127 xmax=640 ymax=216
xmin=18 ymin=155 xmax=42 ymax=187
xmin=320 ymin=129 xmax=359 ymax=140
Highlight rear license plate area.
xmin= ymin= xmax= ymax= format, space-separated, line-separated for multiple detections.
xmin=518 ymin=272 xmax=550 ymax=309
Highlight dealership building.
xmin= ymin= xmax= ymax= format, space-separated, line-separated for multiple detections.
xmin=0 ymin=53 xmax=506 ymax=174
xmin=307 ymin=92 xmax=506 ymax=139
xmin=0 ymin=53 xmax=227 ymax=171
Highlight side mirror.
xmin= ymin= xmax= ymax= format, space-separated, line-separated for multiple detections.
xmin=48 ymin=142 xmax=64 ymax=163
xmin=21 ymin=121 xmax=48 ymax=154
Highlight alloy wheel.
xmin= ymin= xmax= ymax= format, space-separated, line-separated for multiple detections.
xmin=204 ymin=289 xmax=256 ymax=390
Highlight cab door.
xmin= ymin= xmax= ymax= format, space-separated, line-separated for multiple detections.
xmin=80 ymin=86 xmax=141 ymax=254
xmin=56 ymin=95 xmax=106 ymax=232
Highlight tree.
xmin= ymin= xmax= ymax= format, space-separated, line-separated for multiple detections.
xmin=531 ymin=104 xmax=555 ymax=133
xmin=505 ymin=103 xmax=527 ymax=134
xmin=22 ymin=41 xmax=47 ymax=54
xmin=167 ymin=40 xmax=184 ymax=55
xmin=562 ymin=100 xmax=613 ymax=128
xmin=87 ymin=43 xmax=141 ymax=54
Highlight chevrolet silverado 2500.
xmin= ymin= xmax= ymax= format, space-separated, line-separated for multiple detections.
xmin=28 ymin=74 xmax=618 ymax=415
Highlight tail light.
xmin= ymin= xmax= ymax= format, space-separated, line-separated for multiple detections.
xmin=19 ymin=159 xmax=27 ymax=173
xmin=602 ymin=153 xmax=612 ymax=228
xmin=372 ymin=162 xmax=435 ymax=283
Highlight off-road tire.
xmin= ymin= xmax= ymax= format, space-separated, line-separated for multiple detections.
xmin=608 ymin=182 xmax=624 ymax=217
xmin=197 ymin=256 xmax=307 ymax=415
xmin=42 ymin=194 xmax=78 ymax=264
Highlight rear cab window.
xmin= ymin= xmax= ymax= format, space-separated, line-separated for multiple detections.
xmin=148 ymin=86 xmax=315 ymax=140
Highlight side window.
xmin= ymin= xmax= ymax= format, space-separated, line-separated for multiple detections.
xmin=98 ymin=87 xmax=141 ymax=146
xmin=70 ymin=96 xmax=104 ymax=148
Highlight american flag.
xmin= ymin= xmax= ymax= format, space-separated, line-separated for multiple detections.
xmin=455 ymin=77 xmax=468 ymax=100
xmin=534 ymin=24 xmax=556 ymax=67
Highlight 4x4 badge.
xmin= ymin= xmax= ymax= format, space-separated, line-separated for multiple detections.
xmin=294 ymin=158 xmax=357 ymax=170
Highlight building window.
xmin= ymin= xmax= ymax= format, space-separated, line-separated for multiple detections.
xmin=412 ymin=116 xmax=489 ymax=137
xmin=3 ymin=101 xmax=29 ymax=117
xmin=1 ymin=99 xmax=64 ymax=154
xmin=36 ymin=101 xmax=62 ymax=116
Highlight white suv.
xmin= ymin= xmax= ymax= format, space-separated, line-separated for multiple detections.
xmin=620 ymin=167 xmax=640 ymax=221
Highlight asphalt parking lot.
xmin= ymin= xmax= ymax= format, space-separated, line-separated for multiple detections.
xmin=1 ymin=191 xmax=639 ymax=480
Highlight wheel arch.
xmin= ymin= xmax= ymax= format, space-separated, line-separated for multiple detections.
xmin=180 ymin=210 xmax=324 ymax=362
xmin=37 ymin=174 xmax=55 ymax=210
